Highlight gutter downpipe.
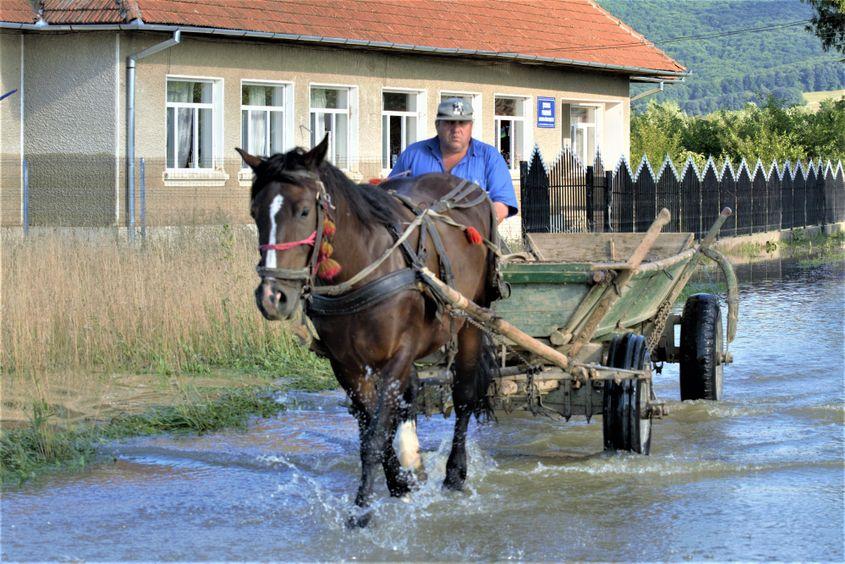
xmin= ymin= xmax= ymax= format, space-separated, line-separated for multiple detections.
xmin=126 ymin=28 xmax=180 ymax=241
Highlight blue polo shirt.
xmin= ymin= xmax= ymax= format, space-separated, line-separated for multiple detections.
xmin=389 ymin=136 xmax=519 ymax=217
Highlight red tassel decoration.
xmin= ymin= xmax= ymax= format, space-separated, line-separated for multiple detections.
xmin=319 ymin=241 xmax=334 ymax=260
xmin=464 ymin=226 xmax=483 ymax=245
xmin=323 ymin=218 xmax=336 ymax=237
xmin=317 ymin=258 xmax=342 ymax=281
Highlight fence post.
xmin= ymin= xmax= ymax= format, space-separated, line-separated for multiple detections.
xmin=604 ymin=170 xmax=613 ymax=232
xmin=139 ymin=157 xmax=146 ymax=240
xmin=519 ymin=160 xmax=528 ymax=238
xmin=586 ymin=165 xmax=595 ymax=232
xmin=22 ymin=158 xmax=29 ymax=236
xmin=128 ymin=157 xmax=136 ymax=242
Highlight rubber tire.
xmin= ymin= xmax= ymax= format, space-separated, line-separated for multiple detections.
xmin=602 ymin=333 xmax=652 ymax=455
xmin=679 ymin=293 xmax=724 ymax=401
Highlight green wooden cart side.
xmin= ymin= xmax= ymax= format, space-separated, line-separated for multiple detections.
xmin=493 ymin=228 xmax=736 ymax=349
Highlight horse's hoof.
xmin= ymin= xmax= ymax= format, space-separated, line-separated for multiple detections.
xmin=441 ymin=478 xmax=465 ymax=492
xmin=346 ymin=510 xmax=373 ymax=529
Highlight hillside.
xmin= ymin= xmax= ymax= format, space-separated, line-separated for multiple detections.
xmin=597 ymin=0 xmax=845 ymax=114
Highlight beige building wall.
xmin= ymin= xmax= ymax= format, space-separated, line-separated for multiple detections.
xmin=24 ymin=32 xmax=119 ymax=226
xmin=6 ymin=30 xmax=632 ymax=228
xmin=130 ymin=32 xmax=631 ymax=227
xmin=0 ymin=31 xmax=23 ymax=227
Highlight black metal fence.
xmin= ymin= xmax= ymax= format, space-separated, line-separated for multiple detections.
xmin=520 ymin=147 xmax=845 ymax=237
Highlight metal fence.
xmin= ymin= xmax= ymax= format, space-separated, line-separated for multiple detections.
xmin=1 ymin=156 xmax=390 ymax=237
xmin=520 ymin=147 xmax=845 ymax=237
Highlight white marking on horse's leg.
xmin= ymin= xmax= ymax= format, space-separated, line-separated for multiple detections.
xmin=394 ymin=419 xmax=422 ymax=471
xmin=265 ymin=195 xmax=284 ymax=269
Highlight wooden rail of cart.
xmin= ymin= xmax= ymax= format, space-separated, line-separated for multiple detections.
xmin=415 ymin=208 xmax=739 ymax=454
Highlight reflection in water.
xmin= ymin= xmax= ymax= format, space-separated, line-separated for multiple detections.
xmin=3 ymin=258 xmax=844 ymax=561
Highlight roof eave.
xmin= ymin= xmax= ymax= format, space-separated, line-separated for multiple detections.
xmin=0 ymin=20 xmax=689 ymax=78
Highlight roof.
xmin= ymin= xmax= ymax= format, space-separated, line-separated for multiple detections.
xmin=0 ymin=0 xmax=686 ymax=76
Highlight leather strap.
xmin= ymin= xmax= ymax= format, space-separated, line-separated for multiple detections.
xmin=307 ymin=268 xmax=420 ymax=316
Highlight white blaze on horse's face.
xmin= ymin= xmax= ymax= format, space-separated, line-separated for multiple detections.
xmin=265 ymin=195 xmax=284 ymax=269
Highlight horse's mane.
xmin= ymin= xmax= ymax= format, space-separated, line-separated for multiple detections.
xmin=254 ymin=149 xmax=402 ymax=231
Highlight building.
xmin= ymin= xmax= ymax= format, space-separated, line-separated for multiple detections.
xmin=0 ymin=0 xmax=686 ymax=230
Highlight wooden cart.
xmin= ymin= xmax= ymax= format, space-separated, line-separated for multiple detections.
xmin=416 ymin=208 xmax=739 ymax=454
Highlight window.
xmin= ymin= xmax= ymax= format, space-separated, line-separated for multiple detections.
xmin=310 ymin=87 xmax=351 ymax=168
xmin=382 ymin=91 xmax=421 ymax=169
xmin=570 ymin=105 xmax=600 ymax=166
xmin=494 ymin=97 xmax=527 ymax=170
xmin=166 ymin=79 xmax=217 ymax=169
xmin=241 ymin=82 xmax=289 ymax=161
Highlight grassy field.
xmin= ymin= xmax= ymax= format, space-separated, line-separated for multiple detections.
xmin=802 ymin=90 xmax=845 ymax=111
xmin=1 ymin=226 xmax=335 ymax=483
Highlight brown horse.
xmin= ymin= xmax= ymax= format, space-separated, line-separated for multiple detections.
xmin=237 ymin=136 xmax=499 ymax=527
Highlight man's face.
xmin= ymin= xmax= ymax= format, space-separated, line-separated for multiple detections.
xmin=436 ymin=120 xmax=473 ymax=154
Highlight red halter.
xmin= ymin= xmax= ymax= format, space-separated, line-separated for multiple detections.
xmin=259 ymin=231 xmax=316 ymax=252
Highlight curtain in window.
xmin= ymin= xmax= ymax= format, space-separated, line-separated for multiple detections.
xmin=177 ymin=108 xmax=193 ymax=168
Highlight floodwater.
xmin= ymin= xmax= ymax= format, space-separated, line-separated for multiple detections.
xmin=3 ymin=258 xmax=844 ymax=561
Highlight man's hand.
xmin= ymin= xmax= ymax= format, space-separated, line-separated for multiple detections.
xmin=493 ymin=202 xmax=509 ymax=224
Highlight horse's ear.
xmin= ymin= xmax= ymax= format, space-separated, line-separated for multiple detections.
xmin=303 ymin=134 xmax=330 ymax=170
xmin=235 ymin=147 xmax=263 ymax=171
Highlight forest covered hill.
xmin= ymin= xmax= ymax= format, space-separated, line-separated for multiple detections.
xmin=597 ymin=0 xmax=845 ymax=114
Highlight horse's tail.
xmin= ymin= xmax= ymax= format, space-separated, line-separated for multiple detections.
xmin=474 ymin=332 xmax=499 ymax=422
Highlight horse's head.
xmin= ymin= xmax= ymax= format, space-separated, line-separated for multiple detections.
xmin=237 ymin=135 xmax=329 ymax=321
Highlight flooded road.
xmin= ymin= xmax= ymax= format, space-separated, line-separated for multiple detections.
xmin=3 ymin=258 xmax=843 ymax=561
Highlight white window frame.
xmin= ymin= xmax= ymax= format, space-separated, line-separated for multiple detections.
xmin=240 ymin=80 xmax=294 ymax=168
xmin=568 ymin=102 xmax=603 ymax=167
xmin=309 ymin=83 xmax=358 ymax=171
xmin=165 ymin=75 xmax=224 ymax=172
xmin=493 ymin=94 xmax=532 ymax=172
xmin=438 ymin=90 xmax=482 ymax=142
xmin=381 ymin=88 xmax=426 ymax=172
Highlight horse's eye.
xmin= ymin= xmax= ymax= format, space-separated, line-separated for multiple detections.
xmin=299 ymin=207 xmax=310 ymax=218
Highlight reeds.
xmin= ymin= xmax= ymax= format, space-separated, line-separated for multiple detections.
xmin=1 ymin=225 xmax=328 ymax=379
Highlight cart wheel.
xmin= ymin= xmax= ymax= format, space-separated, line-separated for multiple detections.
xmin=603 ymin=333 xmax=652 ymax=455
xmin=680 ymin=293 xmax=724 ymax=401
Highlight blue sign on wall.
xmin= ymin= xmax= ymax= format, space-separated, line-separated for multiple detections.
xmin=537 ymin=96 xmax=555 ymax=128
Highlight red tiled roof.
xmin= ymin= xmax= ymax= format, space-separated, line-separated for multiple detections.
xmin=41 ymin=0 xmax=141 ymax=24
xmin=2 ymin=0 xmax=685 ymax=75
xmin=0 ymin=0 xmax=37 ymax=23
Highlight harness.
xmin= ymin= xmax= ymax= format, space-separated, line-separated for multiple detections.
xmin=256 ymin=174 xmax=500 ymax=320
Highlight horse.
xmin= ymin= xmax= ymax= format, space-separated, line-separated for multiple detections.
xmin=237 ymin=135 xmax=500 ymax=527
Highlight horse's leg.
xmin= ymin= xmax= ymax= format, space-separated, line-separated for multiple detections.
xmin=381 ymin=412 xmax=414 ymax=497
xmin=348 ymin=346 xmax=415 ymax=528
xmin=444 ymin=323 xmax=493 ymax=491
xmin=391 ymin=366 xmax=425 ymax=482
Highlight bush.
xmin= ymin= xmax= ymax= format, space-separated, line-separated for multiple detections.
xmin=631 ymin=96 xmax=845 ymax=169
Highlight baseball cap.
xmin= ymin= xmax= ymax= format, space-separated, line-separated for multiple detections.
xmin=436 ymin=98 xmax=474 ymax=121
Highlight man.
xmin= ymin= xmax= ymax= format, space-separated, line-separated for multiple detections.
xmin=389 ymin=98 xmax=518 ymax=224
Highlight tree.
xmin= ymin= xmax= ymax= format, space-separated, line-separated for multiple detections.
xmin=801 ymin=0 xmax=845 ymax=55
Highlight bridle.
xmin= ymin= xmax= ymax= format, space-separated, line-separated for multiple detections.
xmin=255 ymin=173 xmax=331 ymax=290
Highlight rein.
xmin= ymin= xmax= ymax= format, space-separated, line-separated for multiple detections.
xmin=259 ymin=231 xmax=316 ymax=252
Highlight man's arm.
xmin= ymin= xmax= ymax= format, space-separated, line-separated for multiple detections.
xmin=485 ymin=149 xmax=519 ymax=224
xmin=492 ymin=202 xmax=509 ymax=224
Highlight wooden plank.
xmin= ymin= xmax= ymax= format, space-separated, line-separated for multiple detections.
xmin=494 ymin=283 xmax=589 ymax=337
xmin=526 ymin=232 xmax=694 ymax=263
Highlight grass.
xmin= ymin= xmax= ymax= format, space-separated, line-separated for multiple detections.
xmin=1 ymin=225 xmax=330 ymax=378
xmin=0 ymin=385 xmax=296 ymax=484
xmin=1 ymin=226 xmax=337 ymax=484
xmin=802 ymin=90 xmax=845 ymax=112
